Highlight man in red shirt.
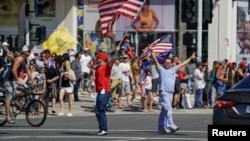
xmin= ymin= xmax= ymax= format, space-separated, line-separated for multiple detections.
xmin=94 ymin=47 xmax=119 ymax=136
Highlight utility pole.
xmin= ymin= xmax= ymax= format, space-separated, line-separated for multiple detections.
xmin=178 ymin=0 xmax=187 ymax=61
xmin=197 ymin=0 xmax=203 ymax=62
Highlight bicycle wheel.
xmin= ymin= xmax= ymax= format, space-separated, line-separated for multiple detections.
xmin=26 ymin=99 xmax=47 ymax=127
xmin=0 ymin=99 xmax=6 ymax=126
xmin=85 ymin=78 xmax=94 ymax=93
xmin=78 ymin=79 xmax=85 ymax=94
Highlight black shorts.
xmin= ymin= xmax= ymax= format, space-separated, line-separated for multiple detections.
xmin=175 ymin=77 xmax=181 ymax=93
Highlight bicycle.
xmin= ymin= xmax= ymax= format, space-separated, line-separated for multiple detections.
xmin=79 ymin=76 xmax=95 ymax=94
xmin=0 ymin=85 xmax=47 ymax=127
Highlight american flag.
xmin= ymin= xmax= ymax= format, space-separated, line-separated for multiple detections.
xmin=139 ymin=34 xmax=173 ymax=60
xmin=98 ymin=0 xmax=145 ymax=36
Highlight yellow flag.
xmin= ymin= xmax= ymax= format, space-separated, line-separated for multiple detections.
xmin=42 ymin=27 xmax=78 ymax=54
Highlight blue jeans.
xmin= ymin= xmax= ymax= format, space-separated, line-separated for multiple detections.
xmin=82 ymin=73 xmax=90 ymax=90
xmin=194 ymin=89 xmax=203 ymax=108
xmin=158 ymin=91 xmax=177 ymax=130
xmin=73 ymin=77 xmax=81 ymax=101
xmin=107 ymin=97 xmax=113 ymax=110
xmin=95 ymin=91 xmax=111 ymax=131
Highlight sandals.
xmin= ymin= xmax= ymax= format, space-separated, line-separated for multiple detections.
xmin=6 ymin=119 xmax=15 ymax=124
xmin=117 ymin=107 xmax=124 ymax=109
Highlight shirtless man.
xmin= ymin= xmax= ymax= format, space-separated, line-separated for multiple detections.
xmin=215 ymin=60 xmax=227 ymax=97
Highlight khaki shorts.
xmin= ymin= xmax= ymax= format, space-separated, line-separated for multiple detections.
xmin=122 ymin=82 xmax=131 ymax=95
xmin=45 ymin=83 xmax=57 ymax=98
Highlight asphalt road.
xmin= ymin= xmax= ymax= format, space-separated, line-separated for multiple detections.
xmin=0 ymin=92 xmax=213 ymax=141
xmin=0 ymin=113 xmax=211 ymax=141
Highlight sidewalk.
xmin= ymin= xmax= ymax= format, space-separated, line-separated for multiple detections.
xmin=51 ymin=91 xmax=213 ymax=117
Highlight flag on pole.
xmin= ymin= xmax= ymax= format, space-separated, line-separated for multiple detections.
xmin=98 ymin=0 xmax=145 ymax=37
xmin=42 ymin=27 xmax=78 ymax=54
xmin=139 ymin=33 xmax=173 ymax=60
xmin=156 ymin=47 xmax=178 ymax=64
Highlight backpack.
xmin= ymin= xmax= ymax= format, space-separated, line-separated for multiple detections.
xmin=210 ymin=70 xmax=217 ymax=84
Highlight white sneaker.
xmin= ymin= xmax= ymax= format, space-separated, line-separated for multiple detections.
xmin=58 ymin=112 xmax=64 ymax=116
xmin=96 ymin=130 xmax=108 ymax=136
xmin=67 ymin=113 xmax=73 ymax=116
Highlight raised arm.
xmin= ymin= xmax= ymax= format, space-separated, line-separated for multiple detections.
xmin=108 ymin=46 xmax=120 ymax=67
xmin=177 ymin=52 xmax=196 ymax=69
xmin=148 ymin=44 xmax=161 ymax=70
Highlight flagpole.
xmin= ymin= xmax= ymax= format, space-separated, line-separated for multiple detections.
xmin=118 ymin=31 xmax=128 ymax=47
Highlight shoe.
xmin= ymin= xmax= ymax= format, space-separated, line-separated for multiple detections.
xmin=51 ymin=110 xmax=56 ymax=114
xmin=58 ymin=112 xmax=64 ymax=116
xmin=158 ymin=128 xmax=170 ymax=134
xmin=67 ymin=113 xmax=73 ymax=116
xmin=107 ymin=108 xmax=115 ymax=112
xmin=6 ymin=119 xmax=15 ymax=124
xmin=167 ymin=127 xmax=180 ymax=133
xmin=96 ymin=130 xmax=108 ymax=136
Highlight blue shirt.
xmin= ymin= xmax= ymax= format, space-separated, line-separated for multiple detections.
xmin=158 ymin=66 xmax=178 ymax=94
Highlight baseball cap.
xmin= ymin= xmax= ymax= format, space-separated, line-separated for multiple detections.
xmin=84 ymin=48 xmax=90 ymax=51
xmin=21 ymin=45 xmax=30 ymax=53
xmin=123 ymin=54 xmax=129 ymax=59
xmin=240 ymin=61 xmax=247 ymax=68
xmin=2 ymin=42 xmax=9 ymax=46
xmin=96 ymin=52 xmax=108 ymax=61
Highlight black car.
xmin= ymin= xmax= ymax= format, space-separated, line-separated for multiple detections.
xmin=212 ymin=75 xmax=250 ymax=125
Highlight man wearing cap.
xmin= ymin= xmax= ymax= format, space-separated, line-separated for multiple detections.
xmin=4 ymin=45 xmax=34 ymax=124
xmin=94 ymin=47 xmax=119 ymax=136
xmin=0 ymin=41 xmax=9 ymax=56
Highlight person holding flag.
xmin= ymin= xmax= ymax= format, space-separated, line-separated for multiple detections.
xmin=149 ymin=44 xmax=196 ymax=134
xmin=94 ymin=46 xmax=120 ymax=136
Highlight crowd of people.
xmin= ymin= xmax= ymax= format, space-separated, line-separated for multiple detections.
xmin=1 ymin=0 xmax=248 ymax=137
xmin=1 ymin=37 xmax=250 ymax=135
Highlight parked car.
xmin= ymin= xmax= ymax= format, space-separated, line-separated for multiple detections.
xmin=212 ymin=75 xmax=250 ymax=125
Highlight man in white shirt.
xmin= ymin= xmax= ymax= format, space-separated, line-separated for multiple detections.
xmin=193 ymin=62 xmax=206 ymax=108
xmin=120 ymin=55 xmax=134 ymax=107
xmin=80 ymin=48 xmax=92 ymax=89
xmin=111 ymin=58 xmax=123 ymax=108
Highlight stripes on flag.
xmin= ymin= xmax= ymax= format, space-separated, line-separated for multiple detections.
xmin=142 ymin=42 xmax=173 ymax=54
xmin=116 ymin=0 xmax=145 ymax=19
xmin=98 ymin=0 xmax=145 ymax=37
xmin=139 ymin=33 xmax=173 ymax=60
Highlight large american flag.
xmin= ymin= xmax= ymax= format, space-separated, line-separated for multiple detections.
xmin=98 ymin=0 xmax=145 ymax=36
xmin=139 ymin=34 xmax=173 ymax=60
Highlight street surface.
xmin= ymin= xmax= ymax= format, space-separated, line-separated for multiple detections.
xmin=0 ymin=92 xmax=212 ymax=141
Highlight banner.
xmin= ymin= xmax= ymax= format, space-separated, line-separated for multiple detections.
xmin=42 ymin=27 xmax=78 ymax=54
xmin=237 ymin=0 xmax=250 ymax=64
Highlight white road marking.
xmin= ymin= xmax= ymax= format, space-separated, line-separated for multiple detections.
xmin=0 ymin=136 xmax=207 ymax=141
xmin=2 ymin=128 xmax=207 ymax=133
xmin=0 ymin=129 xmax=207 ymax=140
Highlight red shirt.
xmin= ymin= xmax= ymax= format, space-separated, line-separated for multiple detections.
xmin=95 ymin=63 xmax=112 ymax=93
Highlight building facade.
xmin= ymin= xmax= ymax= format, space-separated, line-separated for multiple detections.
xmin=0 ymin=0 xmax=245 ymax=69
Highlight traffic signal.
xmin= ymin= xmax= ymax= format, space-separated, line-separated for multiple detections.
xmin=203 ymin=0 xmax=213 ymax=23
xmin=181 ymin=0 xmax=196 ymax=23
xmin=36 ymin=26 xmax=46 ymax=42
xmin=183 ymin=32 xmax=193 ymax=46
